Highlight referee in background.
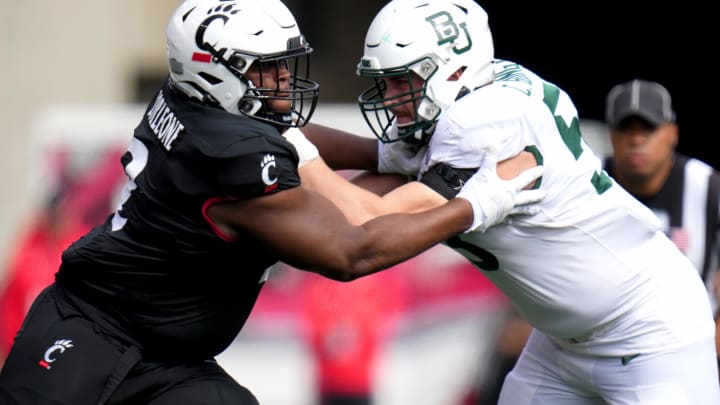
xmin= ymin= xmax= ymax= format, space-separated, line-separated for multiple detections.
xmin=604 ymin=79 xmax=720 ymax=375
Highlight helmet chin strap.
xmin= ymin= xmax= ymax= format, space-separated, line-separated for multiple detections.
xmin=397 ymin=120 xmax=435 ymax=145
xmin=238 ymin=95 xmax=294 ymax=130
xmin=399 ymin=84 xmax=472 ymax=144
xmin=263 ymin=111 xmax=294 ymax=126
xmin=419 ymin=122 xmax=436 ymax=142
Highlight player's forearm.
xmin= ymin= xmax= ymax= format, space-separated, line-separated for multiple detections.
xmin=299 ymin=157 xmax=396 ymax=224
xmin=303 ymin=123 xmax=378 ymax=171
xmin=349 ymin=171 xmax=408 ymax=195
xmin=334 ymin=198 xmax=472 ymax=280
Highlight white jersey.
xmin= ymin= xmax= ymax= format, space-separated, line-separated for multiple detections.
xmin=604 ymin=154 xmax=720 ymax=314
xmin=420 ymin=60 xmax=714 ymax=356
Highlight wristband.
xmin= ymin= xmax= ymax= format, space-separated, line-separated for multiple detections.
xmin=283 ymin=127 xmax=319 ymax=167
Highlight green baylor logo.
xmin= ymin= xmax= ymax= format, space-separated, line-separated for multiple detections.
xmin=425 ymin=11 xmax=472 ymax=54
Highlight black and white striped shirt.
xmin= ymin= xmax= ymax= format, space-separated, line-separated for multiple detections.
xmin=605 ymin=153 xmax=720 ymax=312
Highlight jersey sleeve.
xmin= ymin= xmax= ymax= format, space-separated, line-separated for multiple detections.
xmin=421 ymin=88 xmax=532 ymax=176
xmin=216 ymin=137 xmax=300 ymax=198
xmin=420 ymin=163 xmax=476 ymax=199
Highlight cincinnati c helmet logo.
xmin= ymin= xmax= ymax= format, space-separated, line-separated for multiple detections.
xmin=38 ymin=339 xmax=74 ymax=370
xmin=194 ymin=4 xmax=239 ymax=53
xmin=425 ymin=11 xmax=472 ymax=55
xmin=261 ymin=154 xmax=279 ymax=192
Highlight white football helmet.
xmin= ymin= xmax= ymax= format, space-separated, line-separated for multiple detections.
xmin=166 ymin=0 xmax=319 ymax=127
xmin=357 ymin=0 xmax=495 ymax=144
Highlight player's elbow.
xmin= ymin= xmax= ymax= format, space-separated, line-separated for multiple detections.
xmin=327 ymin=271 xmax=360 ymax=283
xmin=316 ymin=263 xmax=365 ymax=282
xmin=313 ymin=256 xmax=380 ymax=282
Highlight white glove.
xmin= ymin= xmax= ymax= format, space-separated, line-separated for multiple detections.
xmin=283 ymin=127 xmax=319 ymax=167
xmin=377 ymin=140 xmax=427 ymax=176
xmin=455 ymin=146 xmax=545 ymax=233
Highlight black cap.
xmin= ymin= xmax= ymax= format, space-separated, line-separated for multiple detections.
xmin=605 ymin=79 xmax=675 ymax=128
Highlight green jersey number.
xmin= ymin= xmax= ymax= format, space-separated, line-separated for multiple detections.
xmin=447 ymin=70 xmax=611 ymax=272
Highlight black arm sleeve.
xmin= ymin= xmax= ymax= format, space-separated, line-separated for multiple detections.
xmin=420 ymin=163 xmax=477 ymax=200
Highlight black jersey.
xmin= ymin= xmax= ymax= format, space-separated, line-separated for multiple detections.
xmin=56 ymin=78 xmax=301 ymax=359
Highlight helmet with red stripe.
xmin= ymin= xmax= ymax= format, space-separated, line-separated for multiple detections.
xmin=166 ymin=0 xmax=318 ymax=127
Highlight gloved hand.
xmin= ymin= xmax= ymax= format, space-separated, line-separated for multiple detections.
xmin=377 ymin=140 xmax=427 ymax=176
xmin=283 ymin=127 xmax=319 ymax=167
xmin=455 ymin=146 xmax=545 ymax=233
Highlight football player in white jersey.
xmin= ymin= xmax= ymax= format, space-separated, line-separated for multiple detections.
xmin=287 ymin=0 xmax=720 ymax=403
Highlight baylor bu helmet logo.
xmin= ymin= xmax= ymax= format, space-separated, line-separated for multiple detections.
xmin=425 ymin=11 xmax=472 ymax=54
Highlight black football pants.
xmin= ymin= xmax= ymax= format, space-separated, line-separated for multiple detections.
xmin=0 ymin=285 xmax=259 ymax=405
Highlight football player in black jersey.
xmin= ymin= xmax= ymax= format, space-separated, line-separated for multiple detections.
xmin=0 ymin=1 xmax=544 ymax=404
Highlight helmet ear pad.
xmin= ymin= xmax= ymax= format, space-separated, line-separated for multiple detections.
xmin=165 ymin=0 xmax=319 ymax=127
xmin=357 ymin=0 xmax=495 ymax=143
